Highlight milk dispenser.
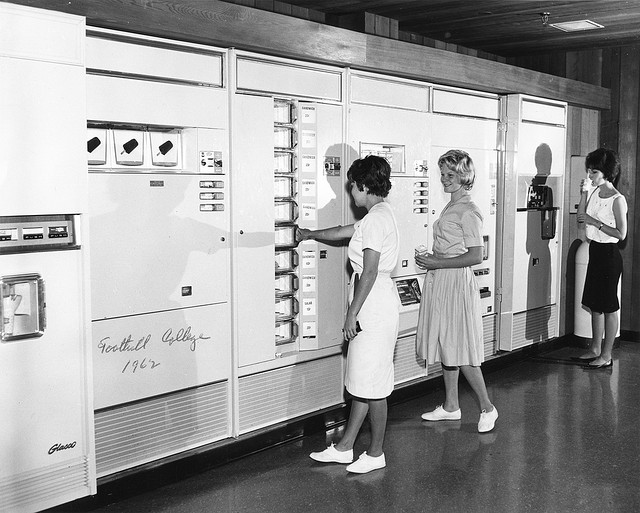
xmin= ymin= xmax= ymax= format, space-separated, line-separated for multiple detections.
xmin=346 ymin=71 xmax=432 ymax=384
xmin=500 ymin=95 xmax=567 ymax=351
xmin=430 ymin=86 xmax=501 ymax=348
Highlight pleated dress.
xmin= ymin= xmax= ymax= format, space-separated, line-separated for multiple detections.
xmin=344 ymin=201 xmax=401 ymax=400
xmin=415 ymin=195 xmax=484 ymax=366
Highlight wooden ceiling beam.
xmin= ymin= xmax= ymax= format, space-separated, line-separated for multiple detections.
xmin=2 ymin=0 xmax=610 ymax=108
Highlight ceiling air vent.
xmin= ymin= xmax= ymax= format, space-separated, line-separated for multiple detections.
xmin=549 ymin=19 xmax=604 ymax=32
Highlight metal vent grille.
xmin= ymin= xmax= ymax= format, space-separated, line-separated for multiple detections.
xmin=427 ymin=362 xmax=442 ymax=376
xmin=0 ymin=457 xmax=91 ymax=512
xmin=401 ymin=314 xmax=498 ymax=375
xmin=238 ymin=355 xmax=343 ymax=434
xmin=483 ymin=314 xmax=497 ymax=358
xmin=511 ymin=305 xmax=558 ymax=350
xmin=393 ymin=335 xmax=427 ymax=385
xmin=95 ymin=381 xmax=229 ymax=478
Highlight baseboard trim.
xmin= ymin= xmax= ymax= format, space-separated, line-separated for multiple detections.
xmin=621 ymin=330 xmax=640 ymax=342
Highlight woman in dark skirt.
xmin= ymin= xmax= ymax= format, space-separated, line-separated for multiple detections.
xmin=575 ymin=148 xmax=628 ymax=369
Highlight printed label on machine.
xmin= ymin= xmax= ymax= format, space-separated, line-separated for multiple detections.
xmin=302 ymin=298 xmax=317 ymax=315
xmin=302 ymin=275 xmax=316 ymax=292
xmin=302 ymin=321 xmax=317 ymax=338
xmin=300 ymin=130 xmax=317 ymax=148
xmin=301 ymin=179 xmax=316 ymax=196
xmin=300 ymin=154 xmax=316 ymax=174
xmin=300 ymin=105 xmax=317 ymax=124
xmin=300 ymin=203 xmax=317 ymax=222
xmin=302 ymin=250 xmax=316 ymax=269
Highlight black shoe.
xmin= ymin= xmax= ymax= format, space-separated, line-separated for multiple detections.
xmin=570 ymin=356 xmax=597 ymax=363
xmin=584 ymin=359 xmax=613 ymax=369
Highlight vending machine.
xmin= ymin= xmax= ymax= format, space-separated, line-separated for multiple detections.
xmin=231 ymin=52 xmax=346 ymax=434
xmin=500 ymin=95 xmax=567 ymax=351
xmin=430 ymin=86 xmax=501 ymax=357
xmin=0 ymin=5 xmax=95 ymax=512
xmin=346 ymin=71 xmax=432 ymax=384
xmin=85 ymin=31 xmax=232 ymax=477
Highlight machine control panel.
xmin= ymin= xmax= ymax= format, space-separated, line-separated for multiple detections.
xmin=412 ymin=180 xmax=429 ymax=213
xmin=0 ymin=215 xmax=78 ymax=254
xmin=395 ymin=277 xmax=422 ymax=306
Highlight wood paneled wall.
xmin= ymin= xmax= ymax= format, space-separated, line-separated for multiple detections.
xmin=511 ymin=48 xmax=640 ymax=336
xmin=561 ymin=107 xmax=600 ymax=336
xmin=2 ymin=0 xmax=609 ymax=109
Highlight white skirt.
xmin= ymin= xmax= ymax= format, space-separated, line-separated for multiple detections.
xmin=344 ymin=274 xmax=400 ymax=399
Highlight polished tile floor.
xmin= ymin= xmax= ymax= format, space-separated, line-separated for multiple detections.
xmin=50 ymin=342 xmax=640 ymax=513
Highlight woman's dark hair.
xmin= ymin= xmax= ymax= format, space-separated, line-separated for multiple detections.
xmin=347 ymin=155 xmax=392 ymax=197
xmin=585 ymin=148 xmax=621 ymax=184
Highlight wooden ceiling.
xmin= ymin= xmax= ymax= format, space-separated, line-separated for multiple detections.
xmin=276 ymin=0 xmax=640 ymax=57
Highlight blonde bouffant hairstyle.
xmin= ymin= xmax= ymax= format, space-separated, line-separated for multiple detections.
xmin=438 ymin=149 xmax=476 ymax=191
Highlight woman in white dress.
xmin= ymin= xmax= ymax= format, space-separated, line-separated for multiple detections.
xmin=298 ymin=155 xmax=400 ymax=474
xmin=415 ymin=150 xmax=498 ymax=433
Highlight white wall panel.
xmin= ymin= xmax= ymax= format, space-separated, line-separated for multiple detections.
xmin=236 ymin=57 xmax=342 ymax=100
xmin=86 ymin=36 xmax=223 ymax=86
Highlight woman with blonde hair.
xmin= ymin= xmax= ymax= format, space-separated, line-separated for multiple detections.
xmin=415 ymin=149 xmax=498 ymax=433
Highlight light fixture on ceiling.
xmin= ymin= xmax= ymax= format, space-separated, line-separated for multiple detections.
xmin=540 ymin=12 xmax=550 ymax=26
xmin=549 ymin=19 xmax=605 ymax=32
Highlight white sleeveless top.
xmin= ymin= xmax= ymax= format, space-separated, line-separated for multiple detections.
xmin=585 ymin=188 xmax=622 ymax=243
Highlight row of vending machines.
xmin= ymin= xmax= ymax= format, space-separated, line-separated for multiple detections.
xmin=0 ymin=4 xmax=567 ymax=511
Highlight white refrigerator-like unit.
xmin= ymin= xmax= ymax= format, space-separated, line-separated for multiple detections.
xmin=0 ymin=4 xmax=96 ymax=512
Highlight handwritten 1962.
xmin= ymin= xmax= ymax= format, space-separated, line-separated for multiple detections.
xmin=97 ymin=326 xmax=212 ymax=375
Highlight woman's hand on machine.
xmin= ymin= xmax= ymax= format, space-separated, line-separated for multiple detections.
xmin=295 ymin=226 xmax=310 ymax=245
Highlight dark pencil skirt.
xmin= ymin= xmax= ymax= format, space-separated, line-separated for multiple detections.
xmin=582 ymin=241 xmax=622 ymax=313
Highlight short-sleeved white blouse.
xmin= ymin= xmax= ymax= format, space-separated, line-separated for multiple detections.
xmin=348 ymin=201 xmax=400 ymax=274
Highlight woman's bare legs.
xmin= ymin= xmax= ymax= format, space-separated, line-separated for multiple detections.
xmin=583 ymin=311 xmax=605 ymax=359
xmin=442 ymin=365 xmax=461 ymax=412
xmin=590 ymin=311 xmax=618 ymax=365
xmin=335 ymin=398 xmax=368 ymax=452
xmin=460 ymin=365 xmax=493 ymax=412
xmin=335 ymin=397 xmax=387 ymax=457
xmin=367 ymin=398 xmax=387 ymax=457
xmin=440 ymin=363 xmax=493 ymax=413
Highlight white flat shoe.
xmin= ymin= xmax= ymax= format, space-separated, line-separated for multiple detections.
xmin=346 ymin=452 xmax=386 ymax=474
xmin=309 ymin=443 xmax=353 ymax=464
xmin=478 ymin=406 xmax=498 ymax=433
xmin=421 ymin=404 xmax=461 ymax=421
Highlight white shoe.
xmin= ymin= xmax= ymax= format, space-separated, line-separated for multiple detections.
xmin=478 ymin=406 xmax=498 ymax=433
xmin=346 ymin=452 xmax=386 ymax=474
xmin=421 ymin=404 xmax=461 ymax=421
xmin=309 ymin=443 xmax=353 ymax=464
